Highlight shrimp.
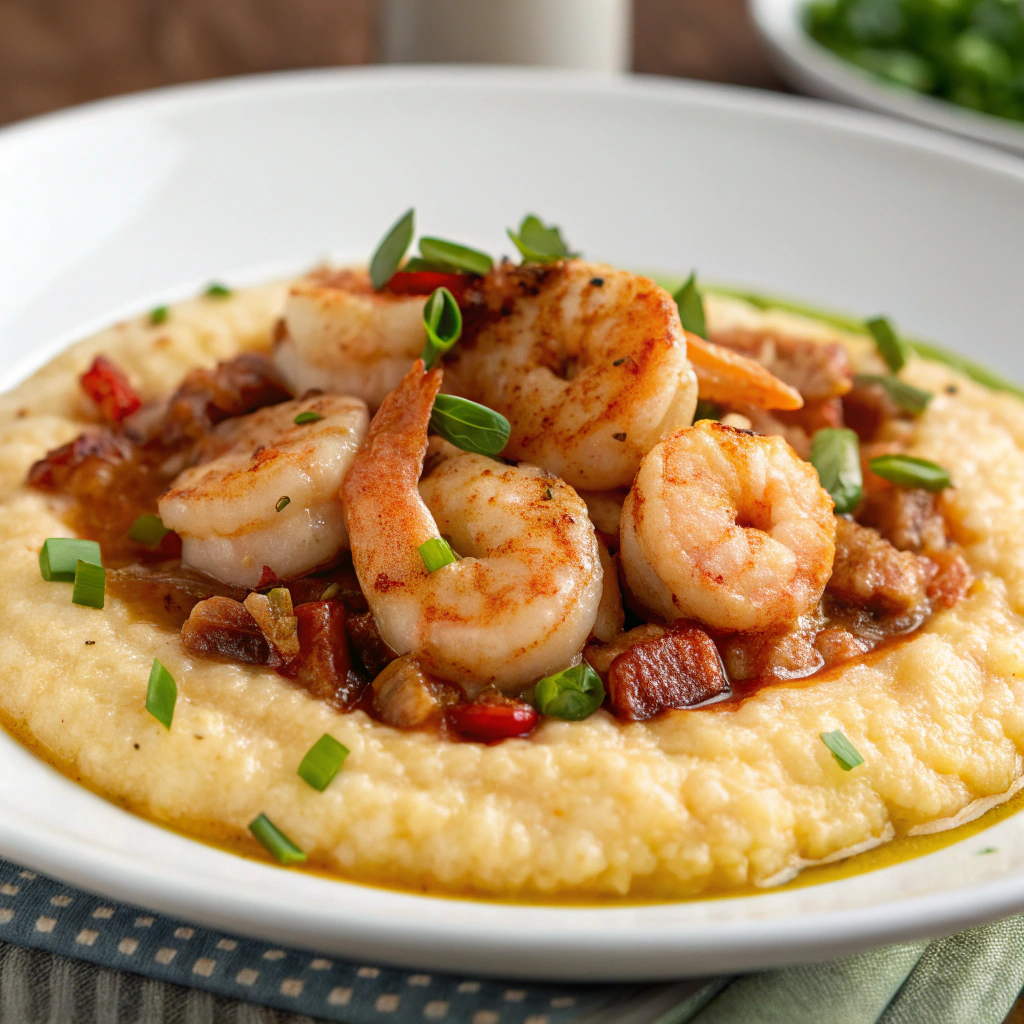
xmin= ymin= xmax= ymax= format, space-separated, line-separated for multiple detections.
xmin=273 ymin=268 xmax=427 ymax=409
xmin=443 ymin=261 xmax=698 ymax=490
xmin=620 ymin=420 xmax=836 ymax=632
xmin=685 ymin=332 xmax=803 ymax=411
xmin=342 ymin=361 xmax=602 ymax=692
xmin=159 ymin=394 xmax=369 ymax=588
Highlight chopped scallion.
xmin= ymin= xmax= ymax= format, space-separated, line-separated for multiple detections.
xmin=422 ymin=287 xmax=463 ymax=368
xmin=128 ymin=514 xmax=171 ymax=546
xmin=535 ymin=663 xmax=605 ymax=721
xmin=867 ymin=317 xmax=910 ymax=373
xmin=370 ymin=208 xmax=415 ymax=291
xmin=319 ymin=582 xmax=341 ymax=601
xmin=810 ymin=428 xmax=863 ymax=514
xmin=149 ymin=306 xmax=169 ymax=325
xmin=39 ymin=538 xmax=102 ymax=583
xmin=853 ymin=374 xmax=933 ymax=415
xmin=693 ymin=399 xmax=722 ymax=423
xmin=293 ymin=410 xmax=324 ymax=425
xmin=297 ymin=733 xmax=350 ymax=791
xmin=507 ymin=215 xmax=576 ymax=264
xmin=821 ymin=730 xmax=864 ymax=771
xmin=72 ymin=560 xmax=105 ymax=609
xmin=429 ymin=394 xmax=511 ymax=456
xmin=868 ymin=453 xmax=951 ymax=492
xmin=276 ymin=496 xmax=291 ymax=512
xmin=418 ymin=237 xmax=493 ymax=276
xmin=249 ymin=814 xmax=307 ymax=865
xmin=418 ymin=537 xmax=458 ymax=573
xmin=204 ymin=282 xmax=232 ymax=298
xmin=146 ymin=658 xmax=177 ymax=730
xmin=674 ymin=272 xmax=707 ymax=338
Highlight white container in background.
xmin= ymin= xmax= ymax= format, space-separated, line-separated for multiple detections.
xmin=380 ymin=0 xmax=631 ymax=72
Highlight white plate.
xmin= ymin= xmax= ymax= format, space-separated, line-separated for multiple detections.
xmin=750 ymin=0 xmax=1024 ymax=156
xmin=2 ymin=67 xmax=1024 ymax=982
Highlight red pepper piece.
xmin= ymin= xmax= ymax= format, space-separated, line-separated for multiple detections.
xmin=387 ymin=270 xmax=469 ymax=299
xmin=80 ymin=356 xmax=142 ymax=422
xmin=448 ymin=700 xmax=538 ymax=742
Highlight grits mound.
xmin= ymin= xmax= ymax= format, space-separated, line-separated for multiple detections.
xmin=1 ymin=286 xmax=1024 ymax=900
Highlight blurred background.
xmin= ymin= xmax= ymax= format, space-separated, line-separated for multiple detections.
xmin=0 ymin=0 xmax=787 ymax=127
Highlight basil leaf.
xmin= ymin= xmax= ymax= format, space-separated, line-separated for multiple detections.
xmin=867 ymin=316 xmax=910 ymax=373
xmin=810 ymin=427 xmax=863 ymax=514
xmin=853 ymin=374 xmax=933 ymax=415
xmin=429 ymin=394 xmax=511 ymax=457
xmin=868 ymin=454 xmax=951 ymax=492
xmin=674 ymin=272 xmax=707 ymax=337
xmin=507 ymin=214 xmax=577 ymax=263
xmin=418 ymin=237 xmax=493 ymax=276
xmin=422 ymin=287 xmax=463 ymax=369
xmin=535 ymin=663 xmax=605 ymax=721
xmin=369 ymin=208 xmax=414 ymax=291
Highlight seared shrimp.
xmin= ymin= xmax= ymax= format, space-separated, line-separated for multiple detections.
xmin=685 ymin=332 xmax=803 ymax=412
xmin=274 ymin=268 xmax=426 ymax=408
xmin=342 ymin=362 xmax=602 ymax=692
xmin=159 ymin=394 xmax=368 ymax=587
xmin=443 ymin=261 xmax=698 ymax=490
xmin=620 ymin=420 xmax=835 ymax=631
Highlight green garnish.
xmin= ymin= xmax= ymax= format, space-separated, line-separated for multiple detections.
xmin=674 ymin=272 xmax=707 ymax=338
xmin=294 ymin=410 xmax=324 ymax=425
xmin=275 ymin=496 xmax=291 ymax=512
xmin=853 ymin=374 xmax=933 ymax=415
xmin=867 ymin=317 xmax=910 ymax=373
xmin=429 ymin=394 xmax=511 ymax=457
xmin=149 ymin=306 xmax=169 ymax=325
xmin=868 ymin=453 xmax=952 ymax=491
xmin=535 ymin=663 xmax=605 ymax=722
xmin=297 ymin=734 xmax=350 ymax=791
xmin=204 ymin=283 xmax=232 ymax=299
xmin=978 ymin=847 xmax=998 ymax=855
xmin=418 ymin=537 xmax=458 ymax=573
xmin=418 ymin=238 xmax=493 ymax=276
xmin=422 ymin=287 xmax=463 ymax=369
xmin=403 ymin=256 xmax=452 ymax=273
xmin=693 ymin=399 xmax=722 ymax=423
xmin=146 ymin=659 xmax=177 ymax=730
xmin=39 ymin=538 xmax=102 ymax=583
xmin=72 ymin=560 xmax=105 ymax=609
xmin=544 ymin=488 xmax=553 ymax=500
xmin=821 ymin=730 xmax=864 ymax=771
xmin=319 ymin=582 xmax=341 ymax=601
xmin=810 ymin=428 xmax=863 ymax=514
xmin=128 ymin=515 xmax=171 ymax=546
xmin=370 ymin=208 xmax=415 ymax=291
xmin=249 ymin=814 xmax=307 ymax=865
xmin=507 ymin=215 xmax=576 ymax=264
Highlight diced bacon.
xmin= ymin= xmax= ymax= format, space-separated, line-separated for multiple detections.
xmin=284 ymin=601 xmax=364 ymax=708
xmin=372 ymin=655 xmax=446 ymax=728
xmin=27 ymin=431 xmax=132 ymax=490
xmin=81 ymin=356 xmax=141 ymax=422
xmin=181 ymin=596 xmax=269 ymax=664
xmin=347 ymin=611 xmax=399 ymax=678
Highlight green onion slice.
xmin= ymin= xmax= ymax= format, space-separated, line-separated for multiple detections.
xmin=128 ymin=514 xmax=171 ymax=546
xmin=507 ymin=215 xmax=577 ymax=264
xmin=146 ymin=658 xmax=177 ymax=730
xmin=418 ymin=537 xmax=458 ymax=573
xmin=370 ymin=208 xmax=415 ymax=291
xmin=276 ymin=496 xmax=291 ymax=512
xmin=810 ymin=428 xmax=863 ymax=515
xmin=422 ymin=287 xmax=463 ymax=368
xmin=674 ymin=272 xmax=707 ymax=338
xmin=297 ymin=733 xmax=350 ymax=791
xmin=204 ymin=282 xmax=232 ymax=298
xmin=867 ymin=316 xmax=910 ymax=373
xmin=693 ymin=399 xmax=722 ymax=423
xmin=39 ymin=538 xmax=102 ymax=582
xmin=535 ymin=663 xmax=605 ymax=721
xmin=149 ymin=306 xmax=169 ymax=325
xmin=72 ymin=560 xmax=105 ymax=609
xmin=868 ymin=453 xmax=952 ymax=492
xmin=852 ymin=374 xmax=933 ymax=415
xmin=319 ymin=582 xmax=341 ymax=601
xmin=418 ymin=238 xmax=493 ymax=276
xmin=429 ymin=394 xmax=511 ymax=457
xmin=249 ymin=814 xmax=307 ymax=865
xmin=821 ymin=730 xmax=864 ymax=771
xmin=294 ymin=410 xmax=324 ymax=425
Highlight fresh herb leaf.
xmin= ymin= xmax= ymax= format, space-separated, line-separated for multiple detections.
xmin=418 ymin=238 xmax=493 ymax=276
xmin=72 ymin=560 xmax=105 ymax=609
xmin=249 ymin=813 xmax=307 ymax=865
xmin=418 ymin=537 xmax=458 ymax=573
xmin=370 ymin=208 xmax=415 ymax=291
xmin=204 ymin=283 xmax=232 ymax=298
xmin=507 ymin=214 xmax=576 ymax=263
xmin=294 ymin=410 xmax=324 ymax=425
xmin=149 ymin=306 xmax=169 ymax=325
xmin=128 ymin=514 xmax=171 ymax=546
xmin=810 ymin=428 xmax=863 ymax=514
xmin=867 ymin=316 xmax=910 ymax=373
xmin=39 ymin=538 xmax=102 ymax=582
xmin=402 ymin=256 xmax=454 ymax=273
xmin=422 ymin=287 xmax=463 ymax=368
xmin=868 ymin=453 xmax=951 ymax=492
xmin=429 ymin=394 xmax=511 ymax=457
xmin=146 ymin=658 xmax=177 ymax=730
xmin=535 ymin=663 xmax=605 ymax=721
xmin=297 ymin=733 xmax=350 ymax=791
xmin=853 ymin=374 xmax=933 ymax=415
xmin=275 ymin=496 xmax=291 ymax=512
xmin=821 ymin=729 xmax=864 ymax=771
xmin=674 ymin=272 xmax=707 ymax=337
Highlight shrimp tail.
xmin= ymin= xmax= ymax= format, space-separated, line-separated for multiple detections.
xmin=686 ymin=331 xmax=804 ymax=412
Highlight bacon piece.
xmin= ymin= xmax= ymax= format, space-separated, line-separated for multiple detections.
xmin=107 ymin=565 xmax=246 ymax=628
xmin=447 ymin=698 xmax=538 ymax=742
xmin=858 ymin=483 xmax=947 ymax=554
xmin=925 ymin=548 xmax=974 ymax=609
xmin=161 ymin=353 xmax=291 ymax=445
xmin=244 ymin=589 xmax=300 ymax=665
xmin=372 ymin=655 xmax=447 ymax=728
xmin=607 ymin=623 xmax=730 ymax=722
xmin=81 ymin=356 xmax=142 ymax=423
xmin=347 ymin=611 xmax=399 ymax=678
xmin=843 ymin=378 xmax=904 ymax=442
xmin=284 ymin=601 xmax=364 ymax=708
xmin=720 ymin=627 xmax=825 ymax=684
xmin=181 ymin=597 xmax=269 ymax=664
xmin=27 ymin=431 xmax=132 ymax=490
